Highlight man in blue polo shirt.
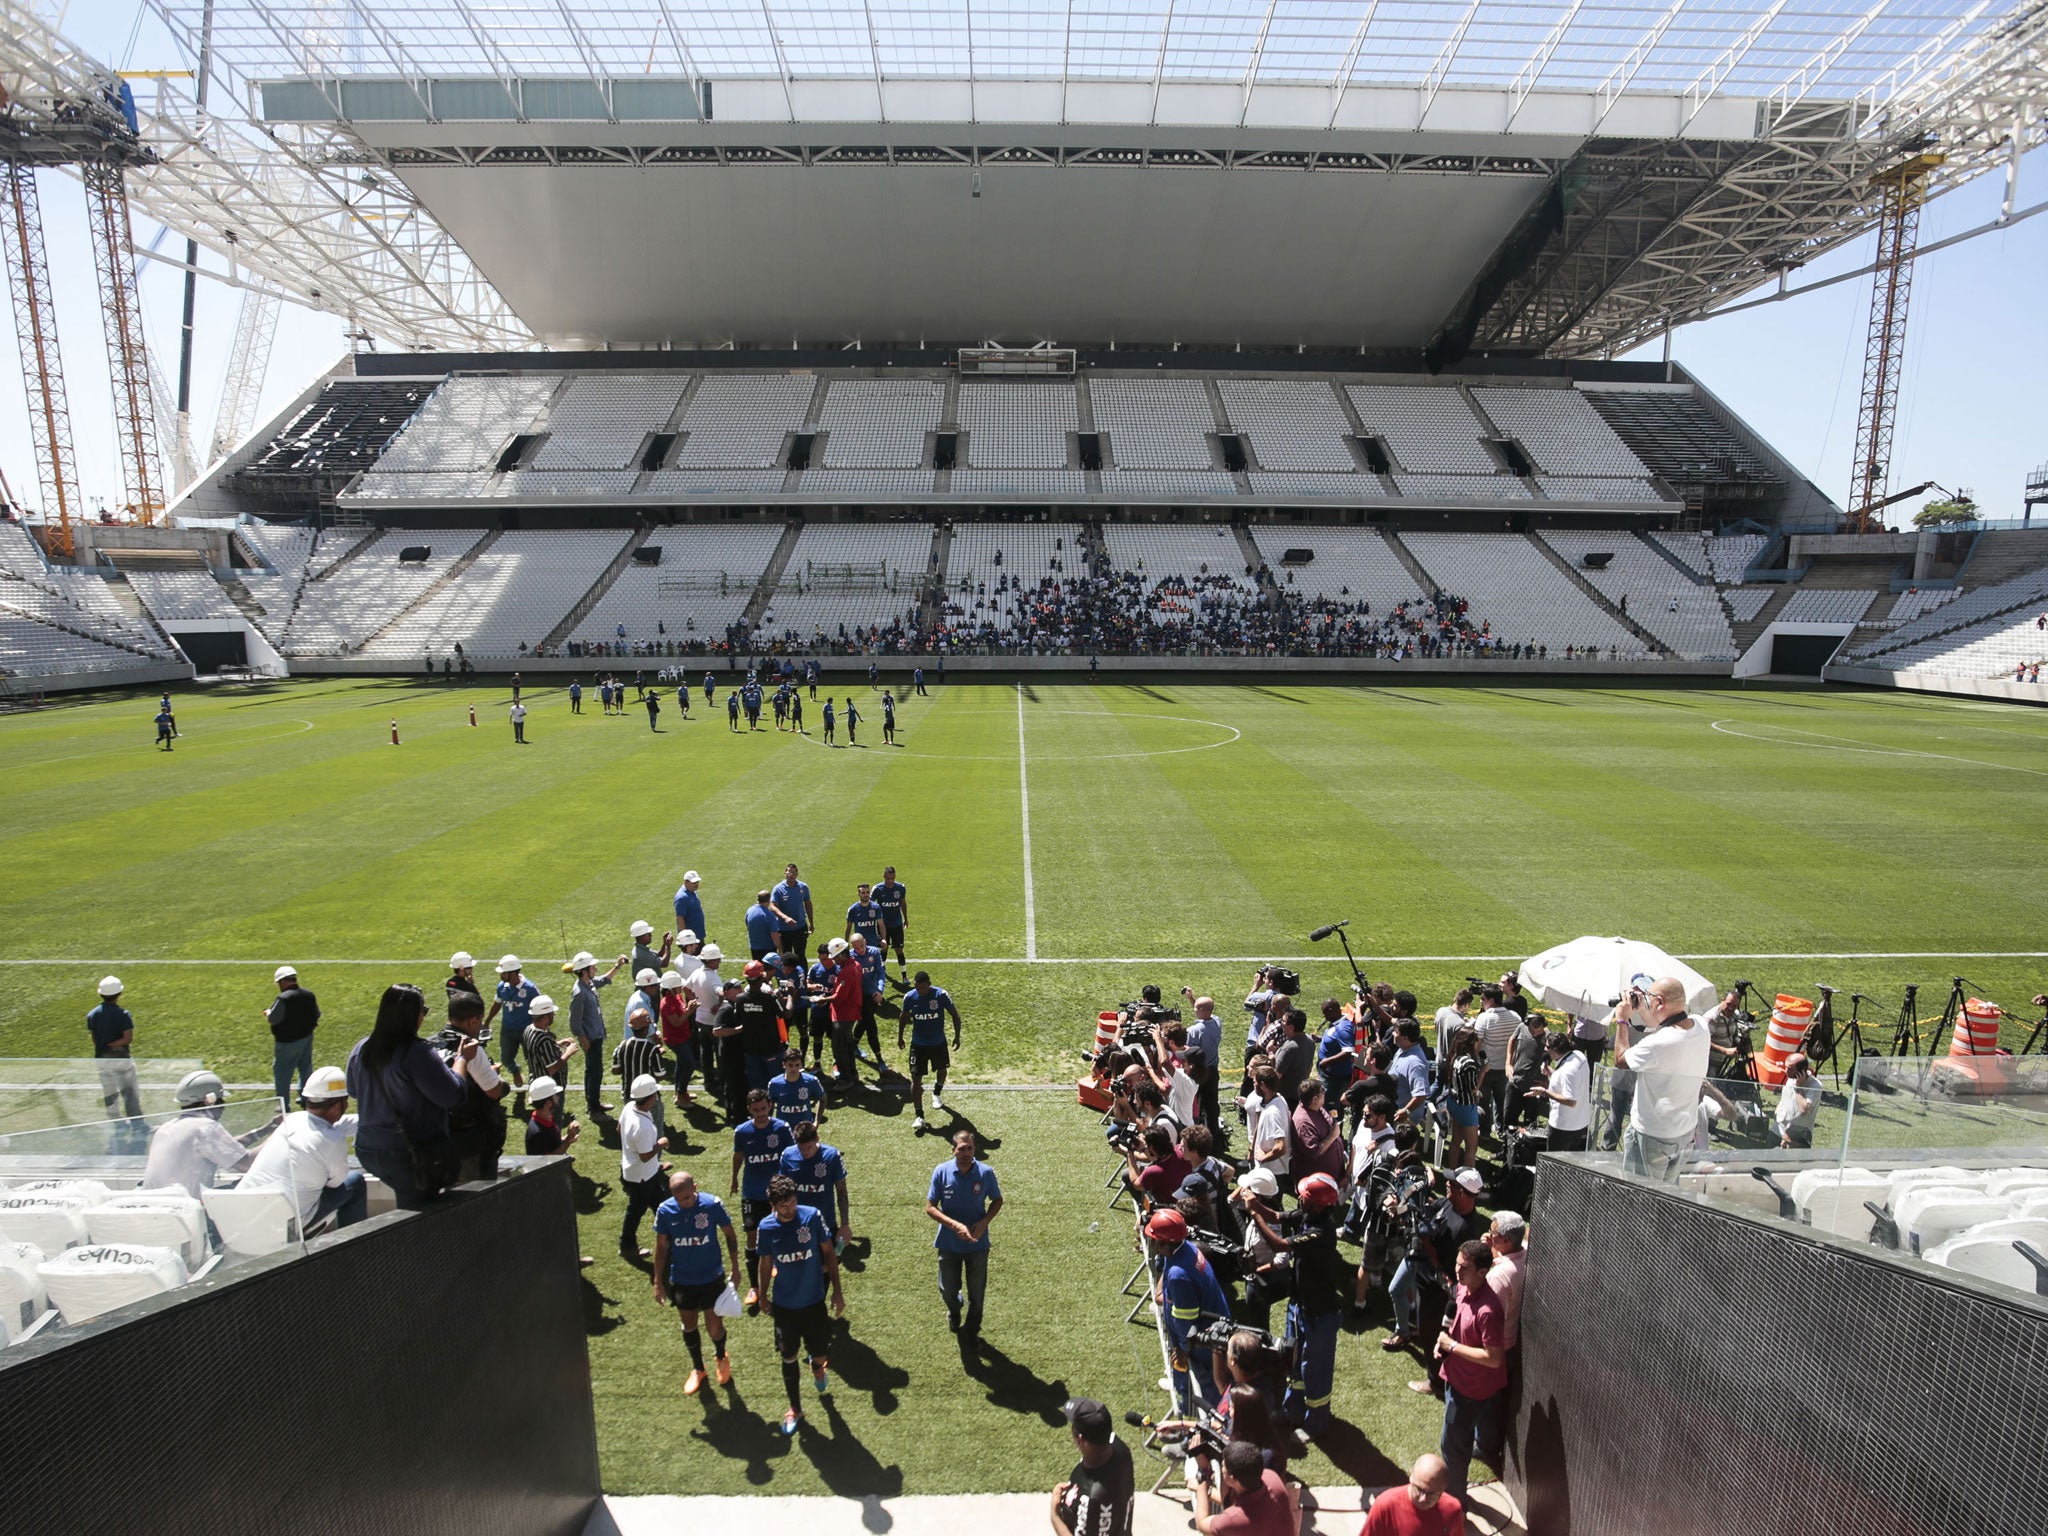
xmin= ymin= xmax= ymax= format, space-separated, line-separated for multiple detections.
xmin=873 ymin=866 xmax=909 ymax=980
xmin=926 ymin=1129 xmax=1002 ymax=1345
xmin=744 ymin=889 xmax=779 ymax=961
xmin=779 ymin=1120 xmax=852 ymax=1248
xmin=1317 ymin=1001 xmax=1359 ymax=1102
xmin=844 ymin=883 xmax=885 ymax=948
xmin=674 ymin=871 xmax=706 ymax=946
xmin=771 ymin=863 xmax=813 ymax=967
xmin=486 ymin=955 xmax=540 ymax=1087
xmin=729 ymin=1090 xmax=794 ymax=1309
xmin=898 ymin=970 xmax=962 ymax=1132
xmin=652 ymin=1169 xmax=743 ymax=1396
xmin=767 ymin=1047 xmax=826 ymax=1127
xmin=756 ymin=1173 xmax=845 ymax=1436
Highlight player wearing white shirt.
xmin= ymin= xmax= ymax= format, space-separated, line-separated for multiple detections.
xmin=237 ymin=1066 xmax=369 ymax=1229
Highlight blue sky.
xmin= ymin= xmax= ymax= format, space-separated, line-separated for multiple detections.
xmin=1 ymin=8 xmax=2040 ymax=522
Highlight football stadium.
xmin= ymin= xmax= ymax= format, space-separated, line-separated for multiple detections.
xmin=0 ymin=3 xmax=2044 ymax=1534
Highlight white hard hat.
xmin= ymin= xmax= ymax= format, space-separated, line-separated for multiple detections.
xmin=274 ymin=965 xmax=298 ymax=983
xmin=449 ymin=951 xmax=475 ymax=970
xmin=301 ymin=1067 xmax=348 ymax=1104
xmin=826 ymin=937 xmax=849 ymax=957
xmin=1239 ymin=1167 xmax=1279 ymax=1199
xmin=175 ymin=1070 xmax=227 ymax=1108
xmin=97 ymin=975 xmax=123 ymax=997
xmin=629 ymin=920 xmax=654 ymax=940
xmin=529 ymin=993 xmax=559 ymax=1017
xmin=700 ymin=943 xmax=723 ymax=962
xmin=630 ymin=1073 xmax=662 ymax=1102
xmin=527 ymin=1075 xmax=562 ymax=1102
xmin=683 ymin=870 xmax=701 ymax=883
xmin=496 ymin=954 xmax=523 ymax=974
xmin=660 ymin=970 xmax=685 ymax=990
xmin=676 ymin=929 xmax=700 ymax=946
xmin=634 ymin=968 xmax=659 ymax=988
xmin=566 ymin=951 xmax=597 ymax=973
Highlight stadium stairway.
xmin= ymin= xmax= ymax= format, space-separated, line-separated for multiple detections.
xmin=742 ymin=521 xmax=806 ymax=631
xmin=542 ymin=526 xmax=651 ymax=650
xmin=922 ymin=521 xmax=957 ymax=630
xmin=1960 ymin=528 xmax=2048 ymax=586
xmin=1380 ymin=529 xmax=1438 ymax=595
xmin=213 ymin=573 xmax=273 ymax=630
xmin=1730 ymin=586 xmax=1797 ymax=653
xmin=1527 ymin=534 xmax=1671 ymax=654
xmin=1641 ymin=532 xmax=1710 ymax=585
xmin=1229 ymin=521 xmax=1265 ymax=582
xmin=357 ymin=530 xmax=501 ymax=652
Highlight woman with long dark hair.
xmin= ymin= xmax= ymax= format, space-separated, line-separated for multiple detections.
xmin=347 ymin=983 xmax=468 ymax=1211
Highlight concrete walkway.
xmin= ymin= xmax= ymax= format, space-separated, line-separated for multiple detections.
xmin=588 ymin=1483 xmax=1525 ymax=1535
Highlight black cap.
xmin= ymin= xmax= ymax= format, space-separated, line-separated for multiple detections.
xmin=1064 ymin=1398 xmax=1112 ymax=1445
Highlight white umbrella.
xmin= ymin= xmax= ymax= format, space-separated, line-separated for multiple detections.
xmin=1519 ymin=936 xmax=1718 ymax=1020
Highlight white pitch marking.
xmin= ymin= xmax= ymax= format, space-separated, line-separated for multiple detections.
xmin=1018 ymin=682 xmax=1036 ymax=962
xmin=1709 ymin=718 xmax=2048 ymax=777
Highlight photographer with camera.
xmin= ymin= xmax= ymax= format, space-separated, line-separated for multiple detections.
xmin=1384 ymin=1167 xmax=1486 ymax=1383
xmin=1123 ymin=1121 xmax=1192 ymax=1209
xmin=1235 ymin=1171 xmax=1345 ymax=1435
xmin=1612 ymin=976 xmax=1710 ymax=1182
xmin=1229 ymin=1167 xmax=1289 ymax=1331
xmin=1187 ymin=1439 xmax=1297 ymax=1536
xmin=1147 ymin=1208 xmax=1232 ymax=1416
xmin=1241 ymin=969 xmax=1296 ymax=1072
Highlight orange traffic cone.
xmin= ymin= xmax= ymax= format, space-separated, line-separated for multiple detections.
xmin=468 ymin=705 xmax=477 ymax=727
xmin=390 ymin=718 xmax=400 ymax=746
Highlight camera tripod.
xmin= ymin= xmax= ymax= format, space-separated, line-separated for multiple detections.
xmin=1803 ymin=985 xmax=1871 ymax=1078
xmin=1887 ymin=984 xmax=1924 ymax=1057
xmin=1931 ymin=976 xmax=1975 ymax=1057
xmin=2022 ymin=1004 xmax=2048 ymax=1056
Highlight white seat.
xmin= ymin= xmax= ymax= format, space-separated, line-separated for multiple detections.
xmin=1885 ymin=1165 xmax=1979 ymax=1199
xmin=1892 ymin=1182 xmax=1988 ymax=1232
xmin=1904 ymin=1193 xmax=2013 ymax=1253
xmin=9 ymin=1179 xmax=115 ymax=1205
xmin=37 ymin=1243 xmax=187 ymax=1324
xmin=1678 ymin=1172 xmax=1786 ymax=1218
xmin=1982 ymin=1168 xmax=2048 ymax=1198
xmin=2010 ymin=1188 xmax=2048 ymax=1221
xmin=200 ymin=1185 xmax=305 ymax=1257
xmin=0 ymin=1195 xmax=92 ymax=1253
xmin=1791 ymin=1168 xmax=1889 ymax=1238
xmin=0 ymin=1240 xmax=48 ymax=1336
xmin=1924 ymin=1228 xmax=2048 ymax=1292
xmin=88 ymin=1194 xmax=210 ymax=1269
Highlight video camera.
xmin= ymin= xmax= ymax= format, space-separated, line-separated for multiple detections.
xmin=1257 ymin=965 xmax=1301 ymax=997
xmin=1186 ymin=1315 xmax=1286 ymax=1355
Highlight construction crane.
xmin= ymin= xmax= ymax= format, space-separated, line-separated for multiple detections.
xmin=0 ymin=46 xmax=168 ymax=551
xmin=209 ymin=285 xmax=279 ymax=466
xmin=1847 ymin=149 xmax=1947 ymax=533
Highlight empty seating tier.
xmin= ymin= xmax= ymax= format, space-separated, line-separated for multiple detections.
xmin=1777 ymin=589 xmax=1878 ymax=625
xmin=1249 ymin=526 xmax=1423 ymax=610
xmin=1346 ymin=385 xmax=1497 ymax=476
xmin=1402 ymin=532 xmax=1646 ymax=655
xmin=958 ymin=381 xmax=1076 ymax=469
xmin=366 ymin=376 xmax=558 ymax=476
xmin=1471 ymin=387 xmax=1651 ymax=479
xmin=675 ymin=376 xmax=816 ymax=470
xmin=531 ymin=376 xmax=687 ymax=470
xmin=127 ymin=571 xmax=240 ymax=625
xmin=817 ymin=381 xmax=944 ymax=469
xmin=1218 ymin=381 xmax=1357 ymax=473
xmin=764 ymin=523 xmax=934 ymax=644
xmin=1090 ymin=378 xmax=1216 ymax=471
xmin=571 ymin=524 xmax=788 ymax=647
xmin=280 ymin=529 xmax=489 ymax=655
xmin=360 ymin=529 xmax=633 ymax=658
xmin=1539 ymin=531 xmax=1733 ymax=659
xmin=1581 ymin=386 xmax=1779 ymax=487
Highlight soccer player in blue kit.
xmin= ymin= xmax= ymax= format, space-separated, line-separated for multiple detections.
xmin=821 ymin=697 xmax=836 ymax=745
xmin=844 ymin=883 xmax=885 ymax=948
xmin=874 ymin=866 xmax=910 ymax=979
xmin=779 ymin=1119 xmax=852 ymax=1249
xmin=727 ymin=691 xmax=741 ymax=731
xmin=898 ymin=970 xmax=962 ymax=1131
xmin=766 ymin=1047 xmax=826 ymax=1127
xmin=756 ymin=1173 xmax=845 ymax=1435
xmin=652 ymin=1169 xmax=744 ymax=1396
xmin=729 ymin=1090 xmax=794 ymax=1309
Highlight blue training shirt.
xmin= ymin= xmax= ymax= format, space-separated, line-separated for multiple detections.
xmin=496 ymin=978 xmax=538 ymax=1034
xmin=771 ymin=879 xmax=811 ymax=934
xmin=655 ymin=1194 xmax=732 ymax=1287
xmin=674 ymin=888 xmax=706 ymax=937
xmin=745 ymin=904 xmax=777 ymax=953
xmin=846 ymin=900 xmax=884 ymax=945
xmin=757 ymin=1203 xmax=828 ymax=1308
xmin=855 ymin=945 xmax=886 ymax=996
xmin=902 ymin=986 xmax=955 ymax=1048
xmin=733 ymin=1117 xmax=794 ymax=1201
xmin=873 ymin=880 xmax=907 ymax=929
xmin=928 ymin=1157 xmax=1000 ymax=1254
xmin=779 ymin=1143 xmax=847 ymax=1235
xmin=766 ymin=1070 xmax=826 ymax=1126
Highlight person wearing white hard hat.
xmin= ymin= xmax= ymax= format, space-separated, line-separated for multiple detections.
xmin=629 ymin=920 xmax=673 ymax=982
xmin=618 ymin=1074 xmax=671 ymax=1261
xmin=445 ymin=952 xmax=482 ymax=1008
xmin=689 ymin=943 xmax=729 ymax=1105
xmin=237 ymin=1066 xmax=368 ymax=1230
xmin=485 ymin=955 xmax=539 ymax=1087
xmin=265 ymin=964 xmax=321 ymax=1109
xmin=564 ymin=949 xmax=627 ymax=1120
xmin=522 ymin=1074 xmax=582 ymax=1159
xmin=141 ymin=1071 xmax=273 ymax=1199
xmin=673 ymin=871 xmax=707 ymax=946
xmin=519 ymin=993 xmax=577 ymax=1091
xmin=86 ymin=975 xmax=144 ymax=1128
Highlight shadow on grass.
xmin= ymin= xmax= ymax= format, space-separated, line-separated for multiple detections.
xmin=963 ymin=1337 xmax=1069 ymax=1427
xmin=812 ymin=1397 xmax=907 ymax=1506
xmin=832 ymin=1324 xmax=911 ymax=1415
xmin=693 ymin=1384 xmax=793 ymax=1486
xmin=580 ymin=1273 xmax=625 ymax=1337
xmin=932 ymin=1108 xmax=1003 ymax=1154
xmin=1312 ymin=1414 xmax=1405 ymax=1490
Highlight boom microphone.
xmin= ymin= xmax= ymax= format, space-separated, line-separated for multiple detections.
xmin=1309 ymin=921 xmax=1348 ymax=943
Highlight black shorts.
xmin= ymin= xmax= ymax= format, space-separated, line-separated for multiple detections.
xmin=909 ymin=1041 xmax=950 ymax=1079
xmin=781 ymin=929 xmax=809 ymax=955
xmin=743 ymin=1197 xmax=773 ymax=1235
xmin=772 ymin=1300 xmax=834 ymax=1359
xmin=882 ymin=924 xmax=905 ymax=946
xmin=668 ymin=1278 xmax=726 ymax=1312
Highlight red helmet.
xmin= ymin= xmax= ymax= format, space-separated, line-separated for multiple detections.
xmin=1296 ymin=1172 xmax=1342 ymax=1211
xmin=1143 ymin=1209 xmax=1188 ymax=1245
xmin=742 ymin=960 xmax=768 ymax=980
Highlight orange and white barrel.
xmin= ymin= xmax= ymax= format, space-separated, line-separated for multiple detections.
xmin=1951 ymin=998 xmax=2003 ymax=1057
xmin=1094 ymin=1011 xmax=1120 ymax=1055
xmin=1759 ymin=994 xmax=1812 ymax=1086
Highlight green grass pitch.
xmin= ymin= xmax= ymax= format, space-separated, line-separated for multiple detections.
xmin=2 ymin=674 xmax=2045 ymax=1496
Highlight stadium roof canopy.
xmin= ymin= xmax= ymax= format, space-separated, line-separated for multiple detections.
xmin=126 ymin=0 xmax=2048 ymax=356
